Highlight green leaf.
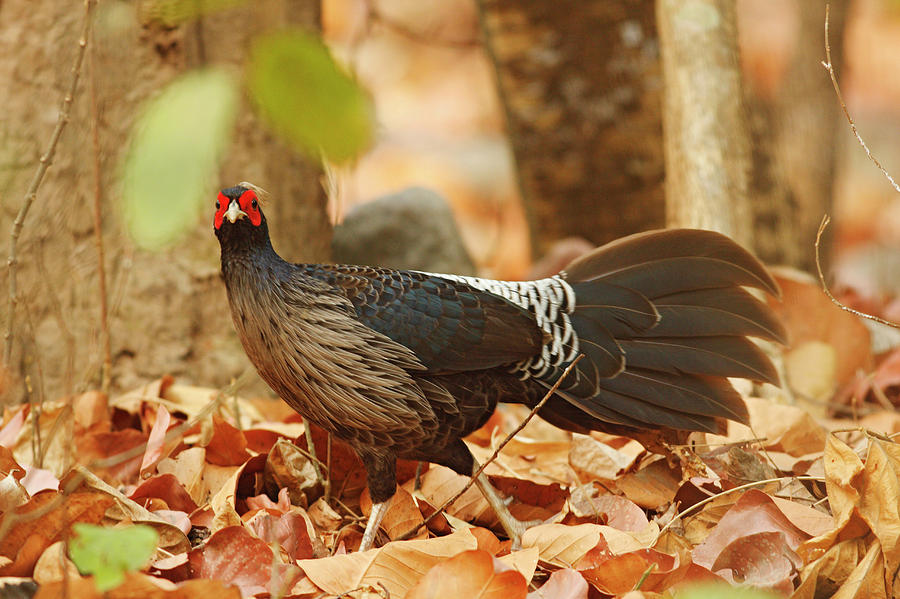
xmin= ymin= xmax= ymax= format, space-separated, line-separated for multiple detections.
xmin=121 ymin=68 xmax=237 ymax=250
xmin=69 ymin=523 xmax=159 ymax=592
xmin=247 ymin=30 xmax=374 ymax=164
xmin=674 ymin=583 xmax=781 ymax=599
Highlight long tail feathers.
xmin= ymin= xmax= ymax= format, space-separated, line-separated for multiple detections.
xmin=539 ymin=229 xmax=783 ymax=432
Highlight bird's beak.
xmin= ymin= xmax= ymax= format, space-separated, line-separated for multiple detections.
xmin=224 ymin=200 xmax=247 ymax=224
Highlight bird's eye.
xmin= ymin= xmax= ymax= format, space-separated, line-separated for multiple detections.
xmin=216 ymin=200 xmax=220 ymax=209
xmin=251 ymin=199 xmax=258 ymax=210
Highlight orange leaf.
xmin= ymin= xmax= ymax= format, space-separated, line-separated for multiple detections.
xmin=203 ymin=415 xmax=250 ymax=466
xmin=406 ymin=549 xmax=527 ymax=599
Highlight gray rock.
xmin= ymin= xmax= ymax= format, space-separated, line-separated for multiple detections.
xmin=332 ymin=187 xmax=476 ymax=275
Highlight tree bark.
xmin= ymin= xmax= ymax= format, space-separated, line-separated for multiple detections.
xmin=0 ymin=0 xmax=329 ymax=402
xmin=657 ymin=0 xmax=753 ymax=248
xmin=478 ymin=0 xmax=665 ymax=253
xmin=748 ymin=0 xmax=847 ymax=270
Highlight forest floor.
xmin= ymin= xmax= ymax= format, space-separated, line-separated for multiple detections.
xmin=2 ymin=267 xmax=900 ymax=599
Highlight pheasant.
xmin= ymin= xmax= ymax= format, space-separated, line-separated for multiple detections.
xmin=214 ymin=184 xmax=785 ymax=550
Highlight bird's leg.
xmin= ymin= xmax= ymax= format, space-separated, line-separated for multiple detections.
xmin=358 ymin=447 xmax=397 ymax=551
xmin=360 ymin=499 xmax=390 ymax=551
xmin=472 ymin=463 xmax=531 ymax=550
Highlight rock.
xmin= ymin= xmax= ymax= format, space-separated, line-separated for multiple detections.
xmin=332 ymin=187 xmax=476 ymax=275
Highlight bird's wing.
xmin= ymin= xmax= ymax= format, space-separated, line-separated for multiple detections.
xmin=296 ymin=264 xmax=544 ymax=373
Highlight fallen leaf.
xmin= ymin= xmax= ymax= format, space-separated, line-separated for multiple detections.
xmin=0 ymin=489 xmax=114 ymax=577
xmin=129 ymin=473 xmax=199 ymax=514
xmin=692 ymin=490 xmax=809 ymax=572
xmin=188 ymin=525 xmax=300 ymax=597
xmin=406 ymin=549 xmax=527 ymax=599
xmin=202 ymin=415 xmax=251 ymax=467
xmin=141 ymin=405 xmax=175 ymax=475
xmin=711 ymin=531 xmax=801 ymax=594
xmin=526 ymin=568 xmax=588 ymax=599
xmin=297 ymin=528 xmax=477 ymax=598
xmin=360 ymin=486 xmax=427 ymax=541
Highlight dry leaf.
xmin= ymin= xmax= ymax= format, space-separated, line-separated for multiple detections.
xmin=406 ymin=549 xmax=527 ymax=599
xmin=526 ymin=568 xmax=588 ymax=599
xmin=297 ymin=528 xmax=478 ymax=597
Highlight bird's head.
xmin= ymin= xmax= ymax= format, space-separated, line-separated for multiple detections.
xmin=214 ymin=184 xmax=270 ymax=251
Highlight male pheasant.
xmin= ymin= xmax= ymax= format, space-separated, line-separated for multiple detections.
xmin=214 ymin=184 xmax=785 ymax=550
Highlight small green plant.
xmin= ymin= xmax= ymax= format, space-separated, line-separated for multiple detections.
xmin=673 ymin=583 xmax=781 ymax=599
xmin=69 ymin=523 xmax=159 ymax=591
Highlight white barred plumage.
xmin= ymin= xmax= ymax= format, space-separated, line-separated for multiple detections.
xmin=427 ymin=273 xmax=580 ymax=379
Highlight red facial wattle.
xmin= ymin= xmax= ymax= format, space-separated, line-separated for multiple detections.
xmin=238 ymin=189 xmax=262 ymax=226
xmin=214 ymin=192 xmax=228 ymax=229
xmin=214 ymin=189 xmax=262 ymax=229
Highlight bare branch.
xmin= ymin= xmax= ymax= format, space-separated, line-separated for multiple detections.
xmin=88 ymin=20 xmax=112 ymax=394
xmin=815 ymin=215 xmax=900 ymax=329
xmin=5 ymin=0 xmax=95 ymax=365
xmin=823 ymin=4 xmax=900 ymax=195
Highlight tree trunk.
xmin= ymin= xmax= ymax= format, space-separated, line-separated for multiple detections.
xmin=478 ymin=0 xmax=665 ymax=253
xmin=0 ymin=0 xmax=329 ymax=402
xmin=656 ymin=0 xmax=753 ymax=248
xmin=747 ymin=0 xmax=847 ymax=270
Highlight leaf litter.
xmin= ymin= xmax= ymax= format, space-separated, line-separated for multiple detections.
xmin=3 ymin=275 xmax=900 ymax=597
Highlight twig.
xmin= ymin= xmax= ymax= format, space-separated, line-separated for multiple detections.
xmin=4 ymin=0 xmax=94 ymax=365
xmin=303 ymin=424 xmax=331 ymax=500
xmin=823 ymin=5 xmax=900 ymax=196
xmin=397 ymin=356 xmax=583 ymax=541
xmin=657 ymin=475 xmax=825 ymax=538
xmin=815 ymin=215 xmax=900 ymax=329
xmin=87 ymin=23 xmax=112 ymax=395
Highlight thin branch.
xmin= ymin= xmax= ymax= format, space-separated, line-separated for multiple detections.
xmin=823 ymin=5 xmax=900 ymax=196
xmin=4 ymin=0 xmax=94 ymax=365
xmin=88 ymin=23 xmax=112 ymax=395
xmin=815 ymin=215 xmax=900 ymax=329
xmin=397 ymin=355 xmax=583 ymax=541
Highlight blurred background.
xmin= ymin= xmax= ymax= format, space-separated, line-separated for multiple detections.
xmin=1 ymin=0 xmax=899 ymax=403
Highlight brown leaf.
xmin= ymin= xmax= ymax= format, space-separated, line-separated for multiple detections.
xmin=707 ymin=398 xmax=827 ymax=457
xmin=141 ymin=405 xmax=175 ymax=475
xmin=76 ymin=428 xmax=148 ymax=484
xmin=418 ymin=465 xmax=498 ymax=528
xmin=826 ymin=539 xmax=888 ymax=599
xmin=244 ymin=508 xmax=316 ymax=562
xmin=32 ymin=540 xmax=80 ymax=584
xmin=527 ymin=568 xmax=588 ymax=599
xmin=264 ymin=438 xmax=320 ymax=506
xmin=203 ymin=415 xmax=251 ymax=467
xmin=360 ymin=486 xmax=427 ymax=541
xmin=297 ymin=528 xmax=478 ymax=597
xmin=34 ymin=571 xmax=244 ymax=599
xmin=129 ymin=473 xmax=199 ymax=514
xmin=615 ymin=457 xmax=680 ymax=509
xmin=569 ymin=434 xmax=642 ymax=481
xmin=768 ymin=267 xmax=873 ymax=391
xmin=406 ymin=549 xmax=527 ymax=599
xmin=857 ymin=438 xmax=900 ymax=594
xmin=692 ymin=489 xmax=809 ymax=572
xmin=0 ymin=489 xmax=114 ymax=577
xmin=522 ymin=523 xmax=655 ymax=566
xmin=568 ymin=485 xmax=650 ymax=532
xmin=793 ymin=538 xmax=866 ymax=599
xmin=711 ymin=531 xmax=801 ymax=594
xmin=0 ymin=445 xmax=25 ymax=481
xmin=188 ymin=525 xmax=300 ymax=596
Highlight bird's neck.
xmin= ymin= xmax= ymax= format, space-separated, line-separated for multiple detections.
xmin=219 ymin=229 xmax=289 ymax=281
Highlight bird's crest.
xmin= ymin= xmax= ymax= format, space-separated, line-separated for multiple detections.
xmin=237 ymin=181 xmax=270 ymax=206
